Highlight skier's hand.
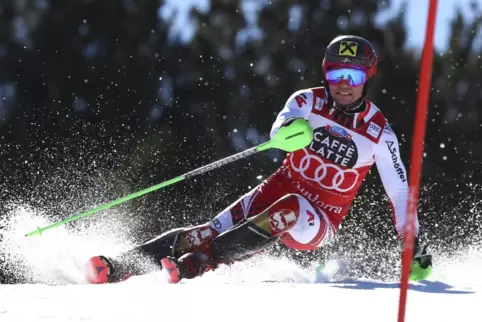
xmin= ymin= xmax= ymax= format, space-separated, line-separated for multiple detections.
xmin=410 ymin=244 xmax=432 ymax=281
xmin=281 ymin=117 xmax=305 ymax=128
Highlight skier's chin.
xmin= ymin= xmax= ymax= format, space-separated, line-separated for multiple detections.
xmin=333 ymin=93 xmax=356 ymax=105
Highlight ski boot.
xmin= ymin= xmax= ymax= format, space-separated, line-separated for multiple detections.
xmin=84 ymin=255 xmax=136 ymax=284
xmin=161 ymin=251 xmax=214 ymax=284
xmin=84 ymin=255 xmax=113 ymax=284
xmin=83 ymin=228 xmax=185 ymax=284
xmin=161 ymin=216 xmax=280 ymax=284
xmin=410 ymin=244 xmax=433 ymax=281
xmin=399 ymin=237 xmax=433 ymax=281
xmin=84 ymin=225 xmax=218 ymax=284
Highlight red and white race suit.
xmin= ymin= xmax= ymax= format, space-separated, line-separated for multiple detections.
xmin=209 ymin=87 xmax=418 ymax=251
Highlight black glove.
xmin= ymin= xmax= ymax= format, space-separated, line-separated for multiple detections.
xmin=281 ymin=117 xmax=305 ymax=128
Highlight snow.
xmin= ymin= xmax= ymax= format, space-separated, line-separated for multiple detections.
xmin=1 ymin=206 xmax=481 ymax=321
xmin=1 ymin=273 xmax=480 ymax=322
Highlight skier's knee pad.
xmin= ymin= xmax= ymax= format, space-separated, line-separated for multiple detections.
xmin=279 ymin=196 xmax=335 ymax=251
xmin=249 ymin=193 xmax=303 ymax=236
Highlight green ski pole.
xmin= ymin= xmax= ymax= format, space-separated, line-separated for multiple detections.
xmin=25 ymin=118 xmax=313 ymax=237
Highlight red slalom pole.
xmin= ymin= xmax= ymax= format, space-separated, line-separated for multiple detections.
xmin=397 ymin=1 xmax=438 ymax=321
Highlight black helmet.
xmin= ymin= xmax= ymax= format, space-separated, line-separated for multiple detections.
xmin=322 ymin=35 xmax=378 ymax=113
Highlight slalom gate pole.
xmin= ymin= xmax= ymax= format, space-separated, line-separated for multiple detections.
xmin=397 ymin=1 xmax=438 ymax=321
xmin=24 ymin=118 xmax=313 ymax=237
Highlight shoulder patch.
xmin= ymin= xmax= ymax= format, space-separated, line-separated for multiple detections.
xmin=362 ymin=111 xmax=387 ymax=143
xmin=310 ymin=87 xmax=328 ymax=114
xmin=294 ymin=93 xmax=308 ymax=108
xmin=311 ymin=86 xmax=327 ymax=98
xmin=367 ymin=122 xmax=382 ymax=139
xmin=288 ymin=89 xmax=313 ymax=110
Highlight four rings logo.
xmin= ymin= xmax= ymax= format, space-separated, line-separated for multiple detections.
xmin=290 ymin=149 xmax=359 ymax=192
xmin=289 ymin=125 xmax=361 ymax=193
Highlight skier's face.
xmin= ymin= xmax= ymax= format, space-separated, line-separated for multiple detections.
xmin=329 ymin=81 xmax=364 ymax=106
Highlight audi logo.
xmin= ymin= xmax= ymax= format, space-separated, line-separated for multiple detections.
xmin=290 ymin=149 xmax=359 ymax=192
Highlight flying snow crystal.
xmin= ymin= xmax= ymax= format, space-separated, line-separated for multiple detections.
xmin=440 ymin=143 xmax=445 ymax=148
xmin=0 ymin=204 xmax=142 ymax=285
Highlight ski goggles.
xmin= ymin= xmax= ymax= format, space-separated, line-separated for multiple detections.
xmin=325 ymin=68 xmax=367 ymax=87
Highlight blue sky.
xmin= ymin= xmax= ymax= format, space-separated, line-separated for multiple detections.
xmin=377 ymin=0 xmax=482 ymax=51
xmin=162 ymin=0 xmax=482 ymax=52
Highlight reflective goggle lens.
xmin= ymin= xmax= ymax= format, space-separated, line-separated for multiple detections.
xmin=325 ymin=68 xmax=367 ymax=87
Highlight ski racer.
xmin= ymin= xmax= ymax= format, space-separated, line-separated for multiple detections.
xmin=84 ymin=35 xmax=433 ymax=284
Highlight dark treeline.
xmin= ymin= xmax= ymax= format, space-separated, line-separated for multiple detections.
xmin=1 ymin=0 xmax=481 ymax=283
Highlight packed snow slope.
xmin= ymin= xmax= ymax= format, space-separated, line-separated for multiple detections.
xmin=1 ymin=267 xmax=480 ymax=322
xmin=1 ymin=207 xmax=480 ymax=322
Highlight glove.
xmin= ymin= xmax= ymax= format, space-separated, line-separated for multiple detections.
xmin=275 ymin=117 xmax=313 ymax=152
xmin=280 ymin=117 xmax=305 ymax=128
xmin=399 ymin=237 xmax=433 ymax=281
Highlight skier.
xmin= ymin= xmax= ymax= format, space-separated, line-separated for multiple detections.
xmin=84 ymin=35 xmax=432 ymax=284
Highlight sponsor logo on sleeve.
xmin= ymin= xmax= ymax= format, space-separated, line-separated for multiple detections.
xmin=313 ymin=97 xmax=324 ymax=111
xmin=295 ymin=93 xmax=308 ymax=108
xmin=367 ymin=122 xmax=382 ymax=139
xmin=211 ymin=218 xmax=222 ymax=230
xmin=386 ymin=141 xmax=407 ymax=182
